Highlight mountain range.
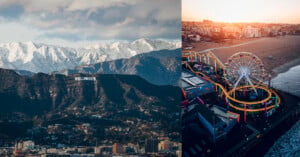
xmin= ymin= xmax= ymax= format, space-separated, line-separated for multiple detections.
xmin=0 ymin=68 xmax=181 ymax=143
xmin=55 ymin=49 xmax=181 ymax=86
xmin=0 ymin=68 xmax=180 ymax=116
xmin=0 ymin=39 xmax=180 ymax=73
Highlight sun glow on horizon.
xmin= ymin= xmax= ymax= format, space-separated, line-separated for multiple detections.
xmin=183 ymin=0 xmax=300 ymax=24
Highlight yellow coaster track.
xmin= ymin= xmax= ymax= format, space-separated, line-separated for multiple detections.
xmin=182 ymin=51 xmax=281 ymax=113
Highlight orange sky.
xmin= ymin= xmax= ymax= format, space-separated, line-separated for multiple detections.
xmin=182 ymin=0 xmax=300 ymax=24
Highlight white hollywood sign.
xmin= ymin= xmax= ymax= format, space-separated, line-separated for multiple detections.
xmin=75 ymin=77 xmax=96 ymax=81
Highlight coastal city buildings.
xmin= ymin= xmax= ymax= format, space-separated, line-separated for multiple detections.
xmin=182 ymin=20 xmax=300 ymax=42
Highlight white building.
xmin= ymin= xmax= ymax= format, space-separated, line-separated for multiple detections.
xmin=243 ymin=26 xmax=261 ymax=38
xmin=15 ymin=140 xmax=35 ymax=151
xmin=187 ymin=34 xmax=201 ymax=42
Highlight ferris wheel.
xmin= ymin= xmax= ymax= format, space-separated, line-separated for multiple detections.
xmin=224 ymin=52 xmax=266 ymax=92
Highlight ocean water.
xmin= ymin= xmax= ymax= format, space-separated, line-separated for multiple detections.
xmin=264 ymin=65 xmax=300 ymax=157
xmin=264 ymin=121 xmax=300 ymax=157
xmin=270 ymin=65 xmax=300 ymax=97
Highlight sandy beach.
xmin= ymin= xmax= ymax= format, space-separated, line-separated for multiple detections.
xmin=186 ymin=35 xmax=300 ymax=77
xmin=184 ymin=38 xmax=259 ymax=51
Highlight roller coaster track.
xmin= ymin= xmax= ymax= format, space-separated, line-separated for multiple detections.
xmin=182 ymin=51 xmax=281 ymax=113
xmin=182 ymin=50 xmax=225 ymax=70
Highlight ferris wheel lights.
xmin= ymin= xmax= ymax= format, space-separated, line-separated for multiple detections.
xmin=224 ymin=52 xmax=265 ymax=89
xmin=182 ymin=51 xmax=281 ymax=115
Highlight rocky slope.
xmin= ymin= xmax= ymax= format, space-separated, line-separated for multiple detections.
xmin=56 ymin=49 xmax=181 ymax=86
xmin=0 ymin=68 xmax=180 ymax=116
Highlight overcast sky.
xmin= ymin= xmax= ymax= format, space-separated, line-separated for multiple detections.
xmin=0 ymin=0 xmax=181 ymax=47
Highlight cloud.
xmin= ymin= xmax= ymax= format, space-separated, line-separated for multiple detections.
xmin=66 ymin=0 xmax=138 ymax=11
xmin=40 ymin=32 xmax=82 ymax=41
xmin=0 ymin=0 xmax=180 ymax=44
xmin=0 ymin=4 xmax=24 ymax=19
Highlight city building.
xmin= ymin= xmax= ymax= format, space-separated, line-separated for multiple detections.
xmin=222 ymin=26 xmax=241 ymax=39
xmin=181 ymin=71 xmax=214 ymax=100
xmin=243 ymin=26 xmax=261 ymax=38
xmin=187 ymin=34 xmax=201 ymax=42
xmin=112 ymin=143 xmax=123 ymax=155
xmin=145 ymin=138 xmax=158 ymax=153
xmin=22 ymin=140 xmax=35 ymax=150
xmin=47 ymin=124 xmax=63 ymax=134
xmin=182 ymin=104 xmax=226 ymax=143
xmin=158 ymin=140 xmax=172 ymax=152
xmin=209 ymin=105 xmax=240 ymax=130
xmin=182 ymin=102 xmax=240 ymax=143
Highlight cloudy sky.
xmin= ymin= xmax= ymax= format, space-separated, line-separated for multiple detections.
xmin=0 ymin=0 xmax=181 ymax=47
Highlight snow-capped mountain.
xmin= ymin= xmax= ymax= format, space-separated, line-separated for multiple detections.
xmin=0 ymin=39 xmax=180 ymax=73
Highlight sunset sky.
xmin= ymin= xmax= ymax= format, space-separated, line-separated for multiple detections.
xmin=183 ymin=0 xmax=300 ymax=24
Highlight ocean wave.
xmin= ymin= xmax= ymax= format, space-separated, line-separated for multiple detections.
xmin=265 ymin=120 xmax=300 ymax=157
xmin=265 ymin=64 xmax=300 ymax=156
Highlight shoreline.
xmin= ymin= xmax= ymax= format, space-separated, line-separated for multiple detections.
xmin=271 ymin=57 xmax=300 ymax=78
xmin=245 ymin=104 xmax=300 ymax=157
xmin=183 ymin=37 xmax=261 ymax=52
xmin=265 ymin=119 xmax=300 ymax=156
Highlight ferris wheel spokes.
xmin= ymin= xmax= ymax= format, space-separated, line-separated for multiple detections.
xmin=224 ymin=52 xmax=266 ymax=93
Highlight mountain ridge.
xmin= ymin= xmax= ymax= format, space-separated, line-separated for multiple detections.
xmin=0 ymin=68 xmax=180 ymax=116
xmin=0 ymin=39 xmax=180 ymax=73
xmin=55 ymin=49 xmax=181 ymax=86
xmin=0 ymin=68 xmax=181 ymax=144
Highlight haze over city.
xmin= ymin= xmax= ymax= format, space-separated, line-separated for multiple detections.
xmin=182 ymin=0 xmax=300 ymax=24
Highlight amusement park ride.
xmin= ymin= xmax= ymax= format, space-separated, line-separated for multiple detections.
xmin=182 ymin=50 xmax=281 ymax=122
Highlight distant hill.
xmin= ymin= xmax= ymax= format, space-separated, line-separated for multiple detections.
xmin=0 ymin=68 xmax=180 ymax=115
xmin=55 ymin=49 xmax=181 ymax=86
xmin=0 ymin=68 xmax=181 ymax=143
